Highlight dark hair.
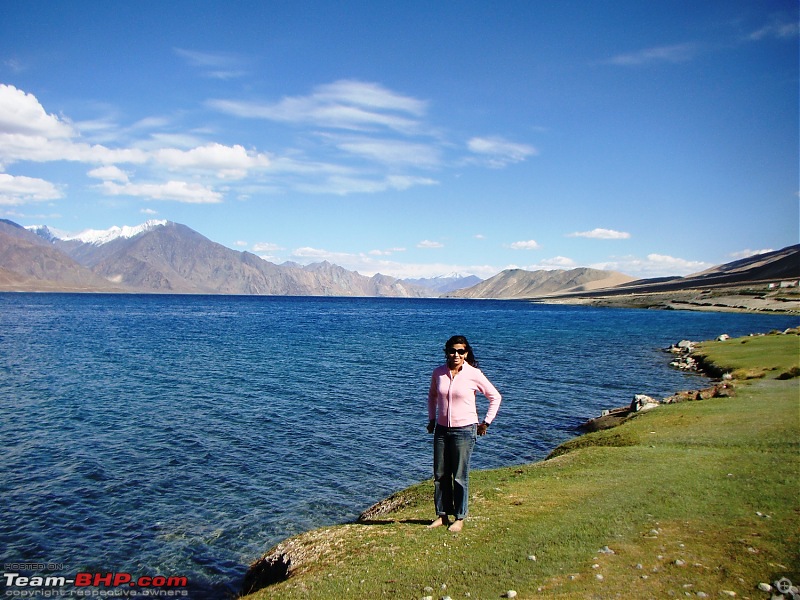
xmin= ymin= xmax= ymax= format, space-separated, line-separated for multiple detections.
xmin=444 ymin=335 xmax=478 ymax=367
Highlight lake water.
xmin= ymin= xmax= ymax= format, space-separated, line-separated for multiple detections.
xmin=1 ymin=294 xmax=796 ymax=597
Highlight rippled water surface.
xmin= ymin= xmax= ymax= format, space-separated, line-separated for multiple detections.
xmin=1 ymin=294 xmax=795 ymax=597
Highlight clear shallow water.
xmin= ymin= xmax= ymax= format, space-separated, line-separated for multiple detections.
xmin=1 ymin=294 xmax=796 ymax=597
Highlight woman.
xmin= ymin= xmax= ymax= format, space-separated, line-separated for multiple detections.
xmin=426 ymin=335 xmax=502 ymax=532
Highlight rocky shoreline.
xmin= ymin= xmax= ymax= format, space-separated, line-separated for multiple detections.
xmin=578 ymin=335 xmax=737 ymax=433
xmin=579 ymin=329 xmax=798 ymax=433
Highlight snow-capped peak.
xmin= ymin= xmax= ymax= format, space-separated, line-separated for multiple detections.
xmin=25 ymin=225 xmax=69 ymax=242
xmin=27 ymin=220 xmax=168 ymax=245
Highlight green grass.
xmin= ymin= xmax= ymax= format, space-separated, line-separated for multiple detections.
xmin=242 ymin=332 xmax=799 ymax=599
xmin=693 ymin=331 xmax=800 ymax=380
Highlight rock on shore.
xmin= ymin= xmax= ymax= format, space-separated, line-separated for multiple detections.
xmin=580 ymin=335 xmax=739 ymax=432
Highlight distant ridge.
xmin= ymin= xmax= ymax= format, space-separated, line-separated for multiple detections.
xmin=403 ymin=273 xmax=483 ymax=294
xmin=531 ymin=245 xmax=800 ymax=313
xmin=580 ymin=244 xmax=800 ymax=297
xmin=446 ymin=267 xmax=634 ymax=299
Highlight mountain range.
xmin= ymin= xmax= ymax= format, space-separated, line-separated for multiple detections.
xmin=0 ymin=219 xmax=437 ymax=296
xmin=1 ymin=218 xmax=797 ymax=303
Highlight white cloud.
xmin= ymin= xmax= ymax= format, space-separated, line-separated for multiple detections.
xmin=467 ymin=136 xmax=537 ymax=168
xmin=591 ymin=253 xmax=711 ymax=278
xmin=252 ymin=242 xmax=284 ymax=252
xmin=603 ymin=42 xmax=699 ymax=66
xmin=509 ymin=240 xmax=541 ymax=250
xmin=154 ymin=143 xmax=270 ymax=179
xmin=289 ymin=245 xmax=496 ymax=279
xmin=0 ymin=85 xmax=150 ymax=166
xmin=369 ymin=247 xmax=405 ymax=256
xmin=209 ymin=79 xmax=427 ymax=133
xmin=99 ymin=180 xmax=222 ymax=204
xmin=0 ymin=136 xmax=149 ymax=165
xmin=539 ymin=256 xmax=577 ymax=268
xmin=0 ymin=173 xmax=62 ymax=206
xmin=0 ymin=84 xmax=74 ymax=138
xmin=730 ymin=248 xmax=774 ymax=260
xmin=417 ymin=240 xmax=444 ymax=249
xmin=292 ymin=246 xmax=334 ymax=260
xmin=0 ymin=81 xmax=536 ymax=212
xmin=88 ymin=166 xmax=130 ymax=183
xmin=568 ymin=228 xmax=631 ymax=240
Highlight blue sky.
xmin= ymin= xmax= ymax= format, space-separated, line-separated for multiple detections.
xmin=1 ymin=1 xmax=797 ymax=279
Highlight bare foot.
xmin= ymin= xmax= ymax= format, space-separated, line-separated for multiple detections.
xmin=426 ymin=516 xmax=449 ymax=529
xmin=448 ymin=519 xmax=464 ymax=532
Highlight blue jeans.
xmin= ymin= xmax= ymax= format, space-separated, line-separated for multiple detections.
xmin=433 ymin=424 xmax=477 ymax=520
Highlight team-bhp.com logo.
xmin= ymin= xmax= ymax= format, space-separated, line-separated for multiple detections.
xmin=3 ymin=568 xmax=189 ymax=597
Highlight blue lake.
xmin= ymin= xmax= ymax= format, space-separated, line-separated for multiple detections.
xmin=1 ymin=294 xmax=796 ymax=597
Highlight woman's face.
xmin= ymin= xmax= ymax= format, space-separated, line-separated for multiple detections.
xmin=446 ymin=343 xmax=468 ymax=369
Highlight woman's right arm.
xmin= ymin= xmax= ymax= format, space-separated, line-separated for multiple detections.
xmin=427 ymin=372 xmax=438 ymax=433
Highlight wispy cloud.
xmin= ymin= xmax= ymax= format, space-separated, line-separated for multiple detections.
xmin=0 ymin=80 xmax=534 ymax=206
xmin=568 ymin=228 xmax=631 ymax=240
xmin=331 ymin=136 xmax=441 ymax=168
xmin=467 ymin=136 xmax=537 ymax=168
xmin=206 ymin=80 xmax=538 ymax=193
xmin=209 ymin=80 xmax=427 ymax=133
xmin=603 ymin=42 xmax=699 ymax=66
xmin=294 ymin=174 xmax=438 ymax=196
xmin=592 ymin=253 xmax=711 ymax=277
xmin=3 ymin=57 xmax=26 ymax=73
xmin=174 ymin=48 xmax=249 ymax=79
xmin=747 ymin=19 xmax=799 ymax=42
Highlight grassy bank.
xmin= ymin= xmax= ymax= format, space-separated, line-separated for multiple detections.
xmin=241 ymin=331 xmax=799 ymax=599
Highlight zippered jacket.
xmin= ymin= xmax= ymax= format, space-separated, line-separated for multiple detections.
xmin=428 ymin=362 xmax=502 ymax=428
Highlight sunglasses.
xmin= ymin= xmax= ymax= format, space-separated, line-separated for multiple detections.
xmin=445 ymin=348 xmax=468 ymax=356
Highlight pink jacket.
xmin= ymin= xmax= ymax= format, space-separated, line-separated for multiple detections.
xmin=428 ymin=362 xmax=502 ymax=428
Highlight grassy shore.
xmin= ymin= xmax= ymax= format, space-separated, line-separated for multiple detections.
xmin=241 ymin=330 xmax=799 ymax=599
